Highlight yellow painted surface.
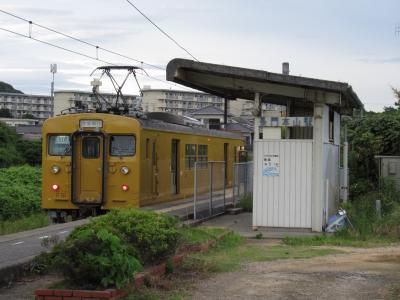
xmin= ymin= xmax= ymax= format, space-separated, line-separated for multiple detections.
xmin=42 ymin=113 xmax=243 ymax=211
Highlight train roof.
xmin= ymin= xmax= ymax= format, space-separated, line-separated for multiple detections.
xmin=137 ymin=118 xmax=243 ymax=140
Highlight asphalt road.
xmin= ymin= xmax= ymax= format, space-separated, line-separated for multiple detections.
xmin=0 ymin=192 xmax=233 ymax=274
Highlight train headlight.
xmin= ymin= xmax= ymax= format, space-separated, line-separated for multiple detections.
xmin=52 ymin=184 xmax=59 ymax=191
xmin=51 ymin=165 xmax=60 ymax=174
xmin=121 ymin=184 xmax=129 ymax=191
xmin=120 ymin=166 xmax=130 ymax=175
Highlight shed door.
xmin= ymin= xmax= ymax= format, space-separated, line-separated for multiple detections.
xmin=74 ymin=135 xmax=103 ymax=204
xmin=253 ymin=140 xmax=313 ymax=228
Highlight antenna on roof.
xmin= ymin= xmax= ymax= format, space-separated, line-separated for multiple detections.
xmin=90 ymin=65 xmax=146 ymax=114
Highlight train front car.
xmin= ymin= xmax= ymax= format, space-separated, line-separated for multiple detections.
xmin=42 ymin=113 xmax=140 ymax=221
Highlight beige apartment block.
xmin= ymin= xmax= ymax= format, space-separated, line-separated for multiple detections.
xmin=0 ymin=92 xmax=53 ymax=121
xmin=54 ymin=90 xmax=141 ymax=116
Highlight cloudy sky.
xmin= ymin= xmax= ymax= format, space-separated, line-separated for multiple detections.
xmin=0 ymin=0 xmax=399 ymax=111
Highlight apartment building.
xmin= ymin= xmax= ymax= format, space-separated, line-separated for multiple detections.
xmin=142 ymin=89 xmax=225 ymax=116
xmin=54 ymin=90 xmax=141 ymax=116
xmin=0 ymin=92 xmax=53 ymax=121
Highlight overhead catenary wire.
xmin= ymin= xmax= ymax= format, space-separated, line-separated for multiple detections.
xmin=0 ymin=9 xmax=166 ymax=71
xmin=124 ymin=0 xmax=199 ymax=62
xmin=0 ymin=25 xmax=194 ymax=91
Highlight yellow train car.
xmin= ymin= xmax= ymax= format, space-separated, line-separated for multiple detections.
xmin=42 ymin=112 xmax=245 ymax=220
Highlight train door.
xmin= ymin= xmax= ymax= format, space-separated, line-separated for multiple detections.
xmin=151 ymin=140 xmax=158 ymax=195
xmin=72 ymin=133 xmax=105 ymax=205
xmin=224 ymin=143 xmax=228 ymax=183
xmin=171 ymin=139 xmax=179 ymax=194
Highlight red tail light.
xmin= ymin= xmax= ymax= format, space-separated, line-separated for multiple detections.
xmin=52 ymin=184 xmax=59 ymax=191
xmin=121 ymin=184 xmax=129 ymax=191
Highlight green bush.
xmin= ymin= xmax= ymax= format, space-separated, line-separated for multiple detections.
xmin=50 ymin=209 xmax=181 ymax=288
xmin=0 ymin=165 xmax=42 ymax=220
xmin=53 ymin=224 xmax=142 ymax=288
xmin=237 ymin=194 xmax=252 ymax=212
xmin=16 ymin=139 xmax=42 ymax=166
xmin=94 ymin=209 xmax=180 ymax=264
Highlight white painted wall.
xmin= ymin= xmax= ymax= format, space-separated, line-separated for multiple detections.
xmin=253 ymin=140 xmax=313 ymax=228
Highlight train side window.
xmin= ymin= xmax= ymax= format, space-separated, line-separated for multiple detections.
xmin=185 ymin=144 xmax=197 ymax=170
xmin=82 ymin=137 xmax=100 ymax=159
xmin=110 ymin=135 xmax=136 ymax=156
xmin=198 ymin=145 xmax=208 ymax=168
xmin=48 ymin=135 xmax=71 ymax=156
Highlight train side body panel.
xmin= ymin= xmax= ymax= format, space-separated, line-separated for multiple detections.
xmin=42 ymin=112 xmax=244 ymax=214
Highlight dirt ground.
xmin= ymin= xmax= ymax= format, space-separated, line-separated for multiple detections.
xmin=0 ymin=274 xmax=62 ymax=300
xmin=189 ymin=245 xmax=400 ymax=300
xmin=1 ymin=244 xmax=399 ymax=300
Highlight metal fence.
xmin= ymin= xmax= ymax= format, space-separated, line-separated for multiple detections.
xmin=232 ymin=161 xmax=253 ymax=206
xmin=193 ymin=161 xmax=226 ymax=220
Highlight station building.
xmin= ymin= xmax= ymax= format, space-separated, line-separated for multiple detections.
xmin=166 ymin=59 xmax=363 ymax=232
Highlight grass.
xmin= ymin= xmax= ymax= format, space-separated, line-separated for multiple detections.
xmin=126 ymin=232 xmax=341 ymax=299
xmin=0 ymin=212 xmax=49 ymax=235
xmin=183 ymin=232 xmax=340 ymax=273
xmin=124 ymin=287 xmax=186 ymax=300
xmin=179 ymin=227 xmax=227 ymax=245
xmin=283 ymin=234 xmax=399 ymax=248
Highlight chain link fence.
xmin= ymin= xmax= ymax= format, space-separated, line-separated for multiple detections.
xmin=193 ymin=161 xmax=227 ymax=220
xmin=232 ymin=162 xmax=253 ymax=206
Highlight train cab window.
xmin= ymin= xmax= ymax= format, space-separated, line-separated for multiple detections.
xmin=198 ymin=145 xmax=208 ymax=168
xmin=110 ymin=135 xmax=136 ymax=156
xmin=82 ymin=137 xmax=100 ymax=159
xmin=185 ymin=144 xmax=197 ymax=170
xmin=48 ymin=135 xmax=71 ymax=156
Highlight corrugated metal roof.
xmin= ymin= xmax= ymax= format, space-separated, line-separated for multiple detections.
xmin=138 ymin=118 xmax=242 ymax=139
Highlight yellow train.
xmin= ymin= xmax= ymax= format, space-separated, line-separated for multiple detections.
xmin=42 ymin=112 xmax=245 ymax=220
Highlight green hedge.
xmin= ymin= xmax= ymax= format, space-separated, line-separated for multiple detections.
xmin=0 ymin=165 xmax=42 ymax=220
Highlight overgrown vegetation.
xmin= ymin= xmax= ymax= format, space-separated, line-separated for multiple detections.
xmin=0 ymin=122 xmax=41 ymax=167
xmin=237 ymin=193 xmax=252 ymax=212
xmin=0 ymin=165 xmax=42 ymax=221
xmin=337 ymin=89 xmax=400 ymax=241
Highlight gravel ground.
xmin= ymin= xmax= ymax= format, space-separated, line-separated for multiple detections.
xmin=189 ymin=245 xmax=400 ymax=300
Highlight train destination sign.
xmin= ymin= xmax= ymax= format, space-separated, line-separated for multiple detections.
xmin=79 ymin=120 xmax=103 ymax=128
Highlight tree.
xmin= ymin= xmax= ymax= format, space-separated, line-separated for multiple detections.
xmin=393 ymin=87 xmax=400 ymax=109
xmin=0 ymin=108 xmax=12 ymax=118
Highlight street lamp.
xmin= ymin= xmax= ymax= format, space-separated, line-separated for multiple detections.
xmin=50 ymin=64 xmax=57 ymax=117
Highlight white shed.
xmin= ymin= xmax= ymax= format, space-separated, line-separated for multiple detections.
xmin=166 ymin=59 xmax=364 ymax=232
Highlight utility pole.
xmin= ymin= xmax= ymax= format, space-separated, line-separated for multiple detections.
xmin=396 ymin=24 xmax=400 ymax=36
xmin=50 ymin=64 xmax=57 ymax=117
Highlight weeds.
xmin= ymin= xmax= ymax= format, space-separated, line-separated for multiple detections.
xmin=0 ymin=212 xmax=49 ymax=235
xmin=237 ymin=193 xmax=252 ymax=212
xmin=179 ymin=227 xmax=226 ymax=245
